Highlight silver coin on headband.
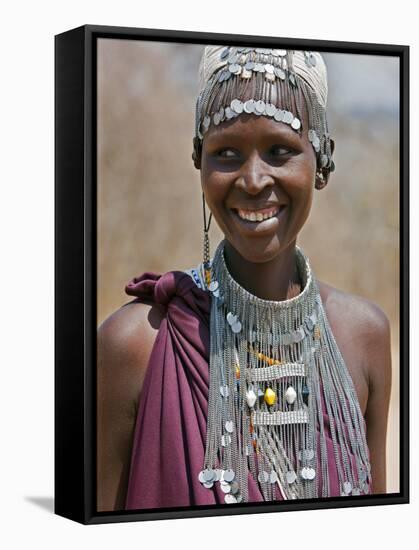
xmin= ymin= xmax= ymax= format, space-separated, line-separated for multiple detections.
xmin=274 ymin=67 xmax=286 ymax=80
xmin=225 ymin=106 xmax=235 ymax=120
xmin=228 ymin=54 xmax=240 ymax=64
xmin=274 ymin=109 xmax=284 ymax=122
xmin=265 ymin=103 xmax=276 ymax=116
xmin=244 ymin=99 xmax=255 ymax=113
xmin=283 ymin=111 xmax=293 ymax=124
xmin=220 ymin=47 xmax=230 ymax=60
xmin=229 ymin=63 xmax=242 ymax=75
xmin=255 ymin=100 xmax=266 ymax=114
xmin=231 ymin=99 xmax=244 ymax=114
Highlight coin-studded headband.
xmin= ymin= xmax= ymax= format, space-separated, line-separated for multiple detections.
xmin=192 ymin=46 xmax=335 ymax=179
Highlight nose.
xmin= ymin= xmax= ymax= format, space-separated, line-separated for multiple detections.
xmin=234 ymin=151 xmax=274 ymax=195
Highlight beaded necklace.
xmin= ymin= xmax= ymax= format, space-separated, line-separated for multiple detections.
xmin=193 ymin=240 xmax=372 ymax=503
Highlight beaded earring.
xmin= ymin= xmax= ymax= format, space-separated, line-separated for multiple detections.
xmin=202 ymin=192 xmax=213 ymax=287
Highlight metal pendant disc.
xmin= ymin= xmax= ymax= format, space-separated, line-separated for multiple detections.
xmin=223 ymin=469 xmax=235 ymax=482
xmin=231 ymin=321 xmax=242 ymax=333
xmin=274 ymin=109 xmax=284 ymax=122
xmin=221 ymin=434 xmax=231 ymax=447
xmin=226 ymin=312 xmax=236 ymax=325
xmin=198 ymin=470 xmax=206 ymax=483
xmin=306 ymin=467 xmax=316 ymax=480
xmin=300 ymin=467 xmax=308 ymax=480
xmin=291 ymin=117 xmax=301 ymax=130
xmin=244 ymin=99 xmax=255 ymax=113
xmin=258 ymin=470 xmax=269 ymax=483
xmin=231 ymin=99 xmax=244 ymax=114
xmin=203 ymin=468 xmax=215 ymax=482
xmin=265 ymin=103 xmax=276 ymax=116
xmin=220 ymin=385 xmax=229 ymax=397
xmin=343 ymin=481 xmax=352 ymax=494
xmin=230 ymin=480 xmax=240 ymax=494
xmin=283 ymin=111 xmax=293 ymax=124
xmin=221 ymin=47 xmax=230 ymax=60
xmin=221 ymin=482 xmax=232 ymax=494
xmin=255 ymin=100 xmax=266 ymax=113
xmin=208 ymin=280 xmax=219 ymax=292
xmin=225 ymin=420 xmax=234 ymax=433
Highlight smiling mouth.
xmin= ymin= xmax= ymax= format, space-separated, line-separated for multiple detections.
xmin=236 ymin=207 xmax=278 ymax=222
xmin=232 ymin=205 xmax=285 ymax=223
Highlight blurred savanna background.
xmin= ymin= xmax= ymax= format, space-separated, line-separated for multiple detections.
xmin=97 ymin=39 xmax=400 ymax=492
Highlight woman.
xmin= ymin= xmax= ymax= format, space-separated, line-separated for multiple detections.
xmin=97 ymin=46 xmax=392 ymax=511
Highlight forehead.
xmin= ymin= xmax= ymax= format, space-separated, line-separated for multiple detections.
xmin=202 ymin=111 xmax=311 ymax=149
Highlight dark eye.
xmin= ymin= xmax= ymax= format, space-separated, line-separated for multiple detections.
xmin=270 ymin=145 xmax=292 ymax=157
xmin=215 ymin=148 xmax=240 ymax=159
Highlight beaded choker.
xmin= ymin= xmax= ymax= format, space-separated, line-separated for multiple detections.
xmin=196 ymin=240 xmax=372 ymax=503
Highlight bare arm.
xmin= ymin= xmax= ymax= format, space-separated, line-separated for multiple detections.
xmin=96 ymin=301 xmax=163 ymax=511
xmin=363 ymin=306 xmax=392 ymax=494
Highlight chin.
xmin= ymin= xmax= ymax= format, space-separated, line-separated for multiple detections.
xmin=225 ymin=236 xmax=287 ymax=264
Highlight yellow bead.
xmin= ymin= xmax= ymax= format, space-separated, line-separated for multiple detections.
xmin=264 ymin=387 xmax=276 ymax=406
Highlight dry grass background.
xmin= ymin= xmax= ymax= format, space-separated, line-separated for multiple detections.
xmin=97 ymin=39 xmax=400 ymax=493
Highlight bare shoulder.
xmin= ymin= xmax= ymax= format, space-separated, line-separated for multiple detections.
xmin=97 ymin=299 xmax=166 ymax=511
xmin=97 ymin=299 xmax=165 ymax=408
xmin=318 ymin=280 xmax=390 ymax=336
xmin=316 ymin=281 xmax=392 ymax=495
xmin=317 ymin=280 xmax=391 ymax=383
xmin=98 ymin=299 xmax=165 ymax=365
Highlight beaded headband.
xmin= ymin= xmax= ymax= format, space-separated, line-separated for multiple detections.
xmin=192 ymin=46 xmax=335 ymax=179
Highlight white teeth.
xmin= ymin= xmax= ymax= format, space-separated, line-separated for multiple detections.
xmin=236 ymin=208 xmax=280 ymax=222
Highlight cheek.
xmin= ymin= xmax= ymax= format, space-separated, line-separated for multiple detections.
xmin=200 ymin=168 xmax=228 ymax=207
xmin=285 ymin=159 xmax=315 ymax=199
xmin=283 ymin=159 xmax=316 ymax=225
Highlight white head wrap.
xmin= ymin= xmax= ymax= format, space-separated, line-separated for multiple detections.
xmin=192 ymin=46 xmax=334 ymax=175
xmin=198 ymin=46 xmax=328 ymax=108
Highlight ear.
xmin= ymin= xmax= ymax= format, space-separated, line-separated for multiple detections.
xmin=315 ymin=171 xmax=328 ymax=190
xmin=192 ymin=137 xmax=202 ymax=170
xmin=315 ymin=138 xmax=335 ymax=190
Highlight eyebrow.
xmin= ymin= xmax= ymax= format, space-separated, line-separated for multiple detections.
xmin=204 ymin=122 xmax=302 ymax=147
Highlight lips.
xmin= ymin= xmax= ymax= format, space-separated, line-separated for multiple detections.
xmin=236 ymin=206 xmax=279 ymax=222
xmin=230 ymin=204 xmax=287 ymax=233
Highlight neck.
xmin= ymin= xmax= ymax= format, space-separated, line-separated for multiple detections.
xmin=223 ymin=239 xmax=302 ymax=302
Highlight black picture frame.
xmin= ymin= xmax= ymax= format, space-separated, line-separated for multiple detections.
xmin=55 ymin=24 xmax=409 ymax=525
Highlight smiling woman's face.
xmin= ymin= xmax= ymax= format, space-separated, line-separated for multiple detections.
xmin=200 ymin=112 xmax=317 ymax=264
